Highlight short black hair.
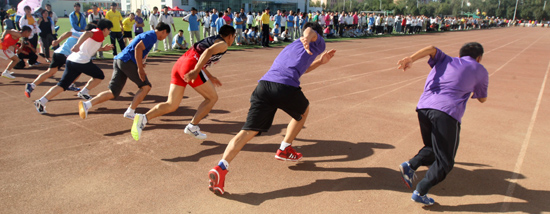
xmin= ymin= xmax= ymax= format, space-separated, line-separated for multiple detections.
xmin=459 ymin=42 xmax=484 ymax=59
xmin=219 ymin=25 xmax=236 ymax=37
xmin=218 ymin=12 xmax=223 ymax=17
xmin=74 ymin=3 xmax=80 ymax=7
xmin=97 ymin=19 xmax=113 ymax=30
xmin=155 ymin=22 xmax=171 ymax=34
xmin=86 ymin=23 xmax=97 ymax=31
xmin=46 ymin=4 xmax=51 ymax=7
xmin=111 ymin=2 xmax=117 ymax=6
xmin=153 ymin=6 xmax=158 ymax=10
xmin=178 ymin=29 xmax=184 ymax=33
xmin=21 ymin=26 xmax=32 ymax=32
xmin=303 ymin=22 xmax=323 ymax=36
xmin=24 ymin=6 xmax=31 ymax=11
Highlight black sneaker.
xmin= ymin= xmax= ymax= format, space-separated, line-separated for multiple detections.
xmin=25 ymin=83 xmax=34 ymax=98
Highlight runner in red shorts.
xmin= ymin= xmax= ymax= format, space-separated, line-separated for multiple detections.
xmin=131 ymin=25 xmax=236 ymax=141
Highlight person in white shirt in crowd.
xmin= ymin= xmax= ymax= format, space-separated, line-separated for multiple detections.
xmin=345 ymin=12 xmax=353 ymax=29
xmin=280 ymin=28 xmax=290 ymax=41
xmin=387 ymin=15 xmax=394 ymax=34
xmin=319 ymin=11 xmax=325 ymax=28
xmin=149 ymin=6 xmax=160 ymax=51
xmin=247 ymin=26 xmax=258 ymax=45
xmin=246 ymin=12 xmax=254 ymax=29
xmin=271 ymin=23 xmax=282 ymax=42
xmin=87 ymin=4 xmax=104 ymax=59
xmin=172 ymin=29 xmax=188 ymax=49
xmin=202 ymin=11 xmax=211 ymax=38
xmin=159 ymin=6 xmax=175 ymax=51
xmin=406 ymin=15 xmax=412 ymax=34
xmin=280 ymin=11 xmax=287 ymax=32
xmin=374 ymin=14 xmax=382 ymax=34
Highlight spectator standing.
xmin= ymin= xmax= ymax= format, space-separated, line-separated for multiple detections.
xmin=273 ymin=10 xmax=281 ymax=30
xmin=45 ymin=4 xmax=58 ymax=25
xmin=69 ymin=3 xmax=86 ymax=33
xmin=88 ymin=4 xmax=104 ymax=59
xmin=233 ymin=12 xmax=243 ymax=45
xmin=210 ymin=9 xmax=218 ymax=36
xmin=260 ymin=8 xmax=270 ymax=47
xmin=202 ymin=11 xmax=211 ymax=38
xmin=134 ymin=9 xmax=145 ymax=37
xmin=38 ymin=10 xmax=55 ymax=63
xmin=149 ymin=7 xmax=160 ymax=51
xmin=239 ymin=8 xmax=247 ymax=30
xmin=0 ymin=8 xmax=6 ymax=30
xmin=106 ymin=3 xmax=125 ymax=55
xmin=215 ymin=12 xmax=226 ymax=33
xmin=158 ymin=6 xmax=176 ymax=51
xmin=122 ymin=13 xmax=136 ymax=45
xmin=246 ymin=12 xmax=254 ymax=29
xmin=183 ymin=7 xmax=200 ymax=45
xmin=280 ymin=11 xmax=287 ymax=32
xmin=287 ymin=11 xmax=295 ymax=41
xmin=19 ymin=6 xmax=40 ymax=50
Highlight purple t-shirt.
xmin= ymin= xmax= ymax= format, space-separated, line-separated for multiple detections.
xmin=417 ymin=48 xmax=488 ymax=123
xmin=134 ymin=16 xmax=144 ymax=33
xmin=260 ymin=33 xmax=325 ymax=87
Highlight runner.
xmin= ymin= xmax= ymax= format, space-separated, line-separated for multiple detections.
xmin=0 ymin=26 xmax=32 ymax=79
xmin=208 ymin=22 xmax=336 ymax=195
xmin=33 ymin=20 xmax=114 ymax=114
xmin=24 ymin=24 xmax=97 ymax=98
xmin=397 ymin=43 xmax=488 ymax=206
xmin=78 ymin=23 xmax=171 ymax=120
xmin=130 ymin=25 xmax=236 ymax=141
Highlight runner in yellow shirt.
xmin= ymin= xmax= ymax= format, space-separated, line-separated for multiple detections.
xmin=122 ymin=13 xmax=136 ymax=45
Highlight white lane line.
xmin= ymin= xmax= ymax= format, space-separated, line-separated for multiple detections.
xmin=489 ymin=34 xmax=546 ymax=77
xmin=500 ymin=59 xmax=550 ymax=212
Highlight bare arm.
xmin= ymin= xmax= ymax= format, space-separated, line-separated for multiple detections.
xmin=71 ymin=31 xmax=93 ymax=52
xmin=51 ymin=31 xmax=73 ymax=46
xmin=134 ymin=41 xmax=146 ymax=81
xmin=305 ymin=49 xmax=336 ymax=73
xmin=300 ymin=27 xmax=318 ymax=55
xmin=396 ymin=45 xmax=437 ymax=71
xmin=184 ymin=40 xmax=228 ymax=82
xmin=476 ymin=97 xmax=487 ymax=103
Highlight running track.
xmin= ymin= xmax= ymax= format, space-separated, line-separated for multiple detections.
xmin=0 ymin=27 xmax=549 ymax=213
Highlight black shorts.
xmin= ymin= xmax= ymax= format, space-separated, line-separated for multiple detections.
xmin=242 ymin=80 xmax=309 ymax=133
xmin=49 ymin=53 xmax=67 ymax=69
xmin=134 ymin=32 xmax=142 ymax=37
xmin=123 ymin=31 xmax=133 ymax=38
xmin=109 ymin=59 xmax=152 ymax=98
xmin=57 ymin=60 xmax=104 ymax=90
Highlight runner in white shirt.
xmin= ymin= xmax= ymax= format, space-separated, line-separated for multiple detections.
xmin=33 ymin=20 xmax=114 ymax=114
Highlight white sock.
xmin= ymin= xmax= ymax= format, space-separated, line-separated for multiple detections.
xmin=187 ymin=123 xmax=196 ymax=128
xmin=126 ymin=107 xmax=135 ymax=113
xmin=80 ymin=88 xmax=89 ymax=94
xmin=84 ymin=101 xmax=92 ymax=109
xmin=30 ymin=83 xmax=36 ymax=88
xmin=280 ymin=141 xmax=291 ymax=151
xmin=39 ymin=97 xmax=48 ymax=105
xmin=3 ymin=70 xmax=9 ymax=74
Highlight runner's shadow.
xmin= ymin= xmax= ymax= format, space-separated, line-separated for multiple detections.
xmin=221 ymin=167 xmax=409 ymax=205
xmin=421 ymin=164 xmax=549 ymax=213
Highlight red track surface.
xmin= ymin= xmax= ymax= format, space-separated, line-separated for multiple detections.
xmin=1 ymin=27 xmax=549 ymax=213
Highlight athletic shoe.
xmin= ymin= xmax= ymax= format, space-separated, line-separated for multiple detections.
xmin=2 ymin=71 xmax=15 ymax=80
xmin=411 ymin=190 xmax=435 ymax=206
xmin=78 ymin=101 xmax=89 ymax=119
xmin=184 ymin=124 xmax=207 ymax=140
xmin=67 ymin=84 xmax=80 ymax=92
xmin=77 ymin=91 xmax=92 ymax=100
xmin=28 ymin=61 xmax=40 ymax=67
xmin=131 ymin=114 xmax=147 ymax=141
xmin=123 ymin=111 xmax=135 ymax=120
xmin=275 ymin=146 xmax=303 ymax=161
xmin=399 ymin=162 xmax=416 ymax=189
xmin=34 ymin=100 xmax=47 ymax=114
xmin=25 ymin=83 xmax=34 ymax=98
xmin=208 ymin=165 xmax=228 ymax=195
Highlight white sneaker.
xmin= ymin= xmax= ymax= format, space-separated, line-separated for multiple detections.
xmin=131 ymin=114 xmax=147 ymax=141
xmin=184 ymin=124 xmax=207 ymax=140
xmin=77 ymin=91 xmax=92 ymax=100
xmin=123 ymin=111 xmax=135 ymax=120
xmin=2 ymin=71 xmax=15 ymax=80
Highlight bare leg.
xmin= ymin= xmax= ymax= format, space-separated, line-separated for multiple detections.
xmin=145 ymin=84 xmax=185 ymax=120
xmin=130 ymin=85 xmax=151 ymax=109
xmin=222 ymin=130 xmax=259 ymax=163
xmin=43 ymin=85 xmax=65 ymax=100
xmin=33 ymin=67 xmax=58 ymax=85
xmin=6 ymin=56 xmax=19 ymax=71
xmin=89 ymin=90 xmax=115 ymax=106
xmin=190 ymin=81 xmax=218 ymax=125
xmin=81 ymin=78 xmax=103 ymax=91
xmin=282 ymin=106 xmax=309 ymax=144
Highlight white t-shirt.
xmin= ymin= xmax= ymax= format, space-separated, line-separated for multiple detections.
xmin=67 ymin=29 xmax=104 ymax=64
xmin=149 ymin=13 xmax=159 ymax=29
xmin=247 ymin=14 xmax=253 ymax=24
xmin=281 ymin=16 xmax=287 ymax=27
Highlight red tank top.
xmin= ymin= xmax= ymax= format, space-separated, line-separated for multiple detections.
xmin=1 ymin=34 xmax=18 ymax=50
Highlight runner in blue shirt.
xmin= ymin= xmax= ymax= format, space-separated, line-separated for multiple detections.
xmin=78 ymin=23 xmax=171 ymax=120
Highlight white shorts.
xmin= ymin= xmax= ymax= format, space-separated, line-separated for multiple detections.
xmin=0 ymin=49 xmax=15 ymax=60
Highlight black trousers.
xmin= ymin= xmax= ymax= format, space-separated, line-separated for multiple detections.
xmin=408 ymin=109 xmax=461 ymax=195
xmin=110 ymin=31 xmax=126 ymax=56
xmin=261 ymin=24 xmax=269 ymax=47
xmin=18 ymin=51 xmax=38 ymax=65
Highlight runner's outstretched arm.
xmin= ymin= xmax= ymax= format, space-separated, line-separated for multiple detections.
xmin=397 ymin=45 xmax=437 ymax=71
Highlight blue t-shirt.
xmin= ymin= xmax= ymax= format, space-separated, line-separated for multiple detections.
xmin=369 ymin=17 xmax=375 ymax=25
xmin=187 ymin=14 xmax=199 ymax=31
xmin=114 ymin=30 xmax=157 ymax=63
xmin=260 ymin=33 xmax=325 ymax=87
xmin=216 ymin=18 xmax=225 ymax=32
xmin=210 ymin=14 xmax=218 ymax=27
xmin=287 ymin=15 xmax=294 ymax=27
xmin=234 ymin=17 xmax=242 ymax=29
xmin=54 ymin=31 xmax=82 ymax=56
xmin=274 ymin=15 xmax=281 ymax=26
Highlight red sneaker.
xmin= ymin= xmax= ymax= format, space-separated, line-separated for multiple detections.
xmin=275 ymin=146 xmax=303 ymax=161
xmin=208 ymin=165 xmax=228 ymax=195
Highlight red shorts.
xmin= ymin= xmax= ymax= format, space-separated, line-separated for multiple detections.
xmin=171 ymin=48 xmax=208 ymax=88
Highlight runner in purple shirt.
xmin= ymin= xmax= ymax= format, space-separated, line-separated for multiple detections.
xmin=208 ymin=22 xmax=336 ymax=195
xmin=396 ymin=43 xmax=488 ymax=206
